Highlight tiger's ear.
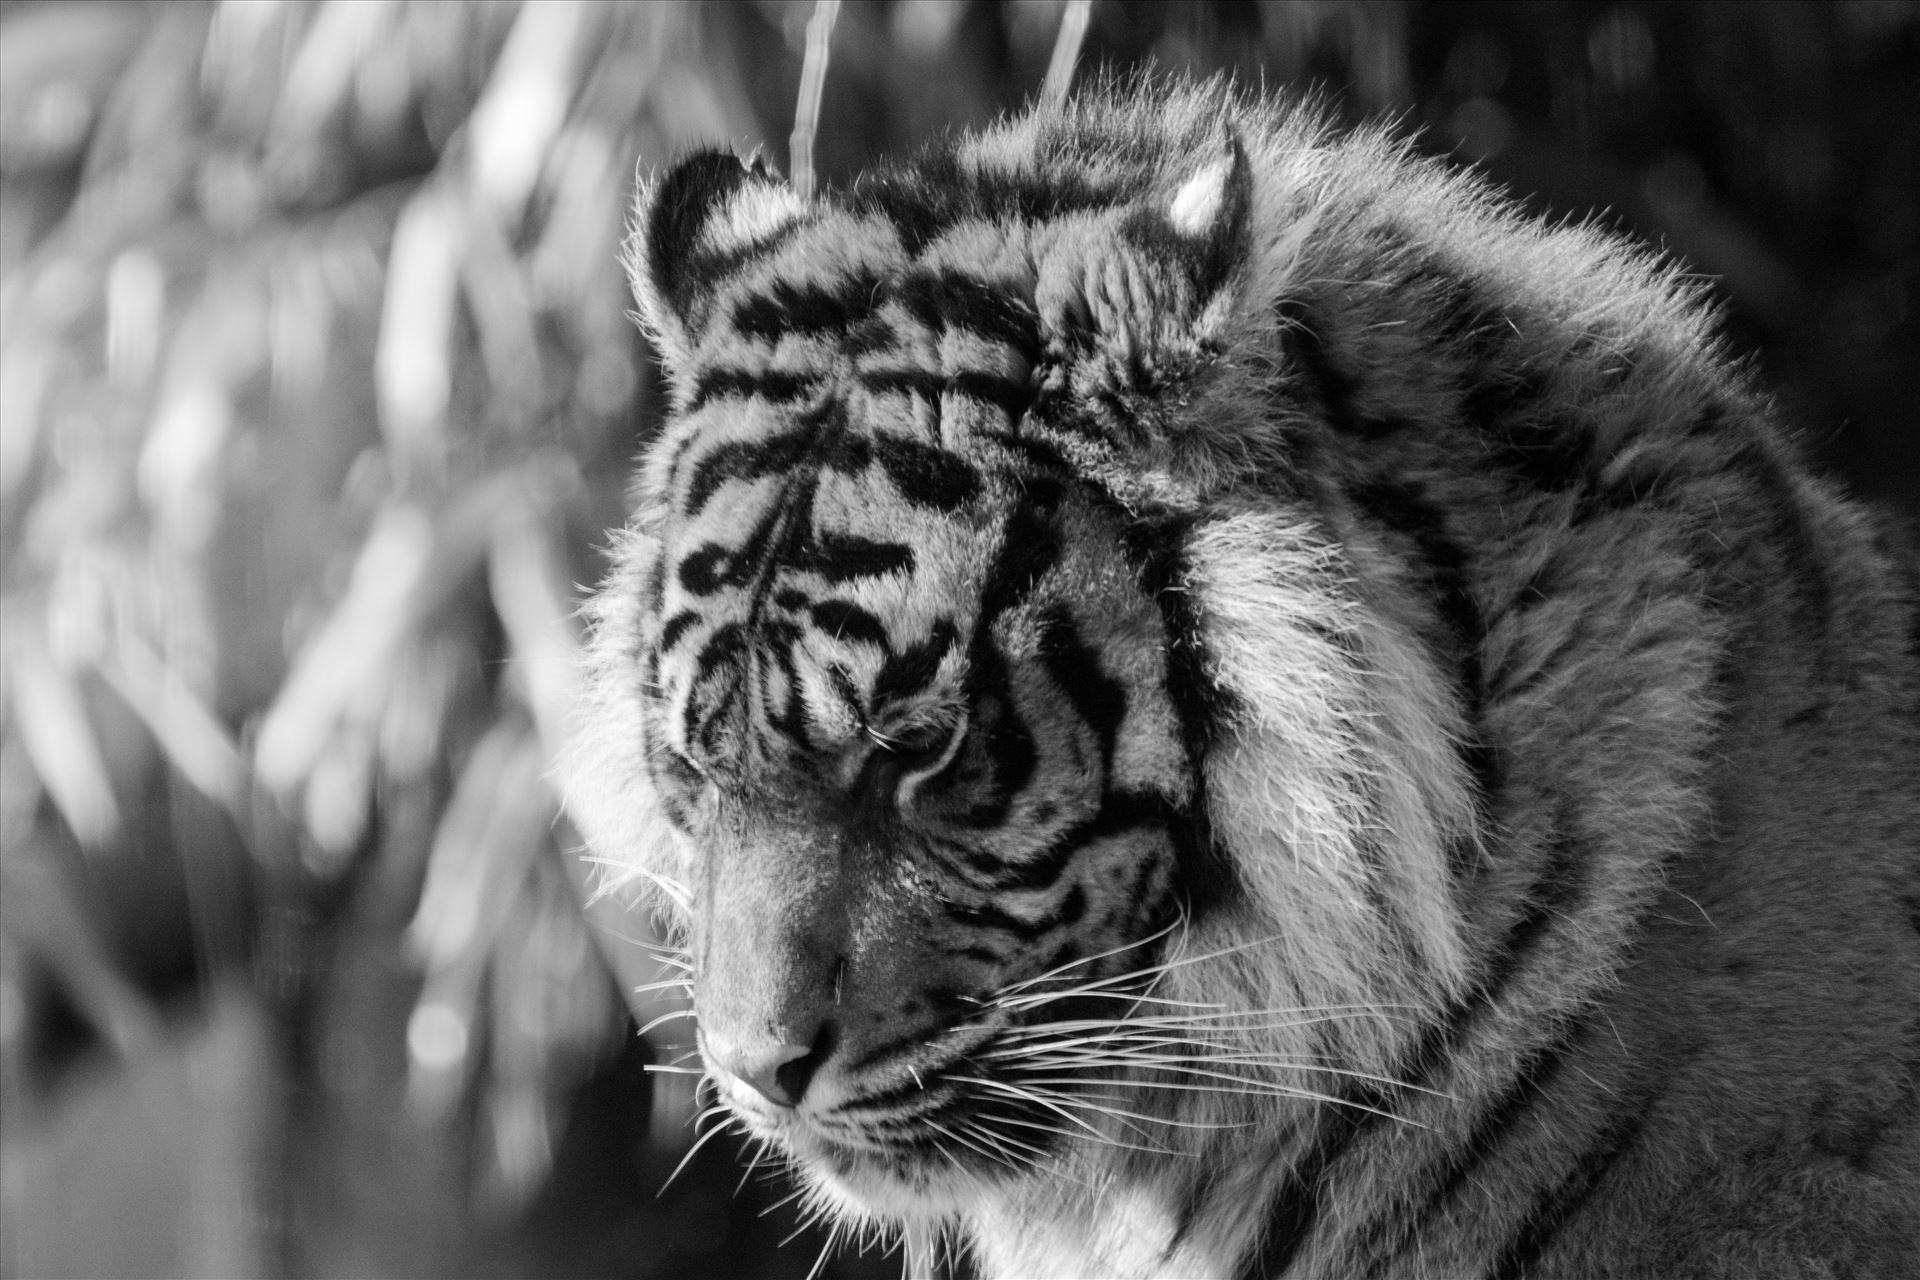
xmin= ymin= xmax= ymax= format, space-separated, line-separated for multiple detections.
xmin=628 ymin=150 xmax=805 ymax=374
xmin=1138 ymin=130 xmax=1253 ymax=321
xmin=1038 ymin=130 xmax=1252 ymax=367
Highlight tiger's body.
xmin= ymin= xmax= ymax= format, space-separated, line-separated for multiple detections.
xmin=563 ymin=80 xmax=1920 ymax=1278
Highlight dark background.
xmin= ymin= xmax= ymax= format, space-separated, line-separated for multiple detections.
xmin=1 ymin=3 xmax=1913 ymax=1278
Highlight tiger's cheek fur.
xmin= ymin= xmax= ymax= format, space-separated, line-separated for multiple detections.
xmin=560 ymin=533 xmax=692 ymax=899
xmin=1175 ymin=510 xmax=1480 ymax=1070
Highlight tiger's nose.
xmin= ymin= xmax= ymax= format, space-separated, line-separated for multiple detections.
xmin=706 ymin=1024 xmax=833 ymax=1108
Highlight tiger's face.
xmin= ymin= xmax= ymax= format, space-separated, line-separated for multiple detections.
xmin=570 ymin=143 xmax=1254 ymax=1218
xmin=653 ymin=451 xmax=1190 ymax=1212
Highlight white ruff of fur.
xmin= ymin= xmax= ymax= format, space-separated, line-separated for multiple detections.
xmin=1181 ymin=510 xmax=1478 ymax=1063
xmin=559 ymin=529 xmax=689 ymax=909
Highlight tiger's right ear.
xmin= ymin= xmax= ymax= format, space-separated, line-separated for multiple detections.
xmin=628 ymin=150 xmax=805 ymax=374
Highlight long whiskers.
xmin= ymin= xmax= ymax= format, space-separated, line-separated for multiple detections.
xmin=984 ymin=1004 xmax=1416 ymax=1040
xmin=984 ymin=917 xmax=1189 ymax=999
xmin=657 ymin=1098 xmax=739 ymax=1196
xmin=637 ymin=1006 xmax=696 ymax=1037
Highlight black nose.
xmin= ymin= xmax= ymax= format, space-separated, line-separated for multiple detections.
xmin=708 ymin=1023 xmax=833 ymax=1108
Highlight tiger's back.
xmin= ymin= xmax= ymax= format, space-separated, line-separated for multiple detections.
xmin=564 ymin=79 xmax=1920 ymax=1278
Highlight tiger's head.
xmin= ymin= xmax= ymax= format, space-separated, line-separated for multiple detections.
xmin=565 ymin=105 xmax=1478 ymax=1230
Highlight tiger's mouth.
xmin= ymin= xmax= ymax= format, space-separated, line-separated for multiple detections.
xmin=712 ymin=1009 xmax=1138 ymax=1215
xmin=713 ymin=1071 xmax=992 ymax=1215
xmin=695 ymin=928 xmax=1186 ymax=1217
xmin=742 ymin=1081 xmax=1064 ymax=1219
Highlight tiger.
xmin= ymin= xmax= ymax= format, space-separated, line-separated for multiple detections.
xmin=561 ymin=77 xmax=1920 ymax=1278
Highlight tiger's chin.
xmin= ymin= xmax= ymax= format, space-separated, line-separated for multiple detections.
xmin=737 ymin=1108 xmax=1002 ymax=1225
xmin=800 ymin=1145 xmax=983 ymax=1224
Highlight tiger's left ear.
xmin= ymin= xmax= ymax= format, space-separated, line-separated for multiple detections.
xmin=1038 ymin=130 xmax=1252 ymax=368
xmin=628 ymin=149 xmax=805 ymax=375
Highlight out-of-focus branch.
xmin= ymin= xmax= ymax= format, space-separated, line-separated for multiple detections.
xmin=790 ymin=0 xmax=840 ymax=200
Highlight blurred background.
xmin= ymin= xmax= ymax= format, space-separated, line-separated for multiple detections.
xmin=0 ymin=2 xmax=1913 ymax=1278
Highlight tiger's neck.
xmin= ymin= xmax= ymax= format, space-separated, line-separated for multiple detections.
xmin=969 ymin=1177 xmax=1222 ymax=1280
xmin=965 ymin=1129 xmax=1297 ymax=1280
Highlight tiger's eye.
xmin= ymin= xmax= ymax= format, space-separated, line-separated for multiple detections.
xmin=858 ymin=720 xmax=963 ymax=809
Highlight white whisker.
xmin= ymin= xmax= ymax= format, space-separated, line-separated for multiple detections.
xmin=657 ymin=1105 xmax=740 ymax=1196
xmin=962 ymin=1075 xmax=1229 ymax=1143
xmin=637 ymin=1008 xmax=697 ymax=1036
xmin=986 ymin=919 xmax=1187 ymax=998
xmin=1009 ymin=1072 xmax=1424 ymax=1126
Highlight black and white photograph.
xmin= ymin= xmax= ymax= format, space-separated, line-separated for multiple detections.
xmin=1 ymin=3 xmax=1915 ymax=1278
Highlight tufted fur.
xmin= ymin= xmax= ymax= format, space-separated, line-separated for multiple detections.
xmin=563 ymin=77 xmax=1920 ymax=1278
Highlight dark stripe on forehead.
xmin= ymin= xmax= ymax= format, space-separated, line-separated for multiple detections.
xmin=683 ymin=389 xmax=983 ymax=523
xmin=808 ymin=598 xmax=891 ymax=651
xmin=862 ymin=369 xmax=948 ymax=401
xmin=849 ymin=152 xmax=1124 ymax=255
xmin=892 ymin=270 xmax=1042 ymax=361
xmin=872 ymin=435 xmax=982 ymax=510
xmin=952 ymin=370 xmax=1034 ymax=417
xmin=677 ymin=498 xmax=785 ymax=596
xmin=862 ymin=369 xmax=1034 ymax=420
xmin=731 ymin=268 xmax=884 ymax=339
xmin=799 ymin=530 xmax=914 ymax=583
xmin=685 ymin=432 xmax=813 ymax=513
xmin=688 ymin=366 xmax=821 ymax=410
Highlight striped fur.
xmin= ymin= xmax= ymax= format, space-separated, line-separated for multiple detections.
xmin=563 ymin=78 xmax=1920 ymax=1278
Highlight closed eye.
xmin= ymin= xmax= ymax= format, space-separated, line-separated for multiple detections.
xmin=875 ymin=715 xmax=964 ymax=768
xmin=859 ymin=715 xmax=967 ymax=807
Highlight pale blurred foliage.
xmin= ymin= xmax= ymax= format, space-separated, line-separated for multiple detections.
xmin=0 ymin=0 xmax=763 ymax=1250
